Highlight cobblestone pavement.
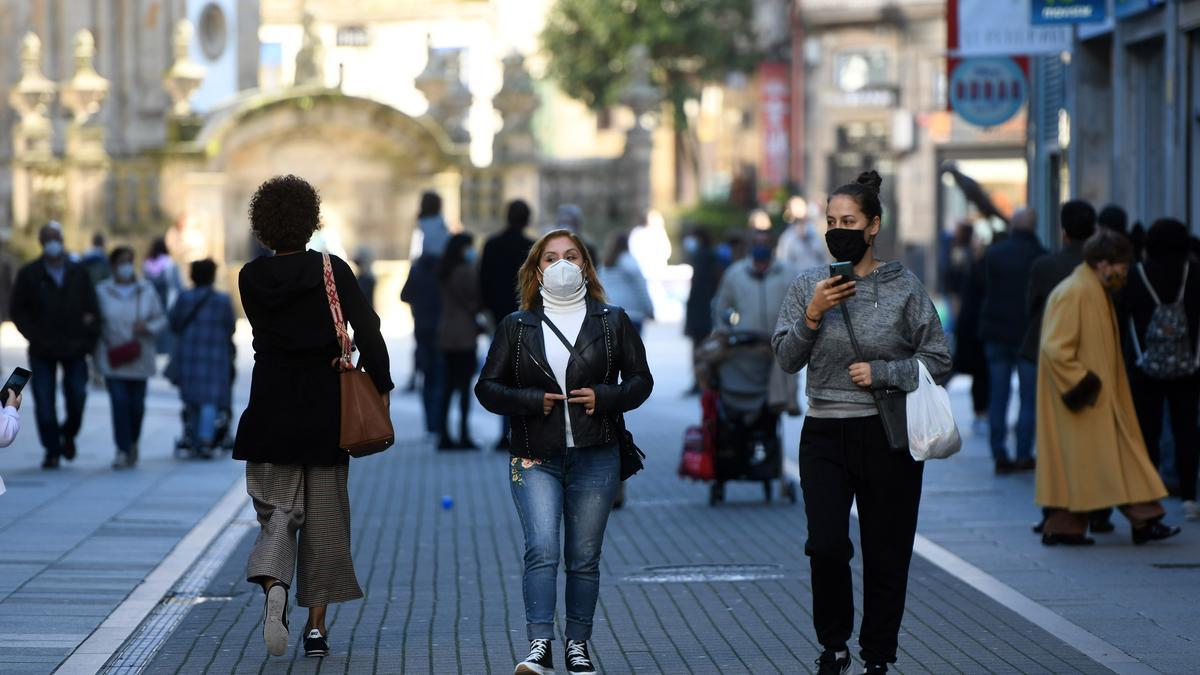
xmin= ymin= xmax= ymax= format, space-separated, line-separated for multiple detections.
xmin=1 ymin=322 xmax=1196 ymax=674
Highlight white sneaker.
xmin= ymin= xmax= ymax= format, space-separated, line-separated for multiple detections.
xmin=262 ymin=583 xmax=289 ymax=657
xmin=1183 ymin=500 xmax=1200 ymax=521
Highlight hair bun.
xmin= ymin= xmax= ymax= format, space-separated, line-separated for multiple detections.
xmin=856 ymin=170 xmax=882 ymax=194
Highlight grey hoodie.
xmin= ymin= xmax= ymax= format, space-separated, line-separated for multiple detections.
xmin=771 ymin=261 xmax=951 ymax=404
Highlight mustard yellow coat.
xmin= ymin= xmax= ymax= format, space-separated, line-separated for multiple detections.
xmin=1035 ymin=264 xmax=1167 ymax=511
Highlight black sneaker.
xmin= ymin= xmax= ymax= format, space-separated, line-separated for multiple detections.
xmin=41 ymin=456 xmax=60 ymax=470
xmin=565 ymin=640 xmax=596 ymax=675
xmin=304 ymin=629 xmax=329 ymax=657
xmin=863 ymin=663 xmax=889 ymax=674
xmin=1132 ymin=521 xmax=1182 ymax=545
xmin=515 ymin=639 xmax=554 ymax=675
xmin=816 ymin=649 xmax=851 ymax=675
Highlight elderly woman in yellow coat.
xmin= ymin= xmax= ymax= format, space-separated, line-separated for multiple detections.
xmin=1036 ymin=229 xmax=1181 ymax=546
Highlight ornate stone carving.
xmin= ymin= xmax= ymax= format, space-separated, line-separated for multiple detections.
xmin=619 ymin=44 xmax=662 ymax=129
xmin=492 ymin=52 xmax=537 ymax=163
xmin=618 ymin=45 xmax=662 ymax=224
xmin=163 ymin=20 xmax=206 ymax=116
xmin=415 ymin=37 xmax=472 ymax=145
xmin=294 ymin=11 xmax=325 ymax=86
xmin=61 ymin=30 xmax=109 ymax=124
xmin=9 ymin=32 xmax=57 ymax=156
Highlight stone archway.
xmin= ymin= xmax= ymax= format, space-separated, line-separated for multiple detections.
xmin=193 ymin=89 xmax=466 ymax=262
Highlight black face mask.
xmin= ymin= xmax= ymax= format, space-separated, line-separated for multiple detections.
xmin=825 ymin=228 xmax=872 ymax=264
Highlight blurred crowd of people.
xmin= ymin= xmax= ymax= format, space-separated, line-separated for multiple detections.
xmin=944 ymin=200 xmax=1197 ymax=544
xmin=2 ymin=222 xmax=234 ymax=470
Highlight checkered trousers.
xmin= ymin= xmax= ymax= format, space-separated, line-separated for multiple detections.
xmin=244 ymin=462 xmax=363 ymax=607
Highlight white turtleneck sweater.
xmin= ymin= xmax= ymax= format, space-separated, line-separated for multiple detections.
xmin=541 ymin=285 xmax=588 ymax=447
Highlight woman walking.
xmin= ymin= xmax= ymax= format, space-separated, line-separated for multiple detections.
xmin=772 ymin=171 xmax=951 ymax=675
xmin=599 ymin=231 xmax=655 ymax=334
xmin=437 ymin=232 xmax=483 ymax=450
xmin=143 ymin=237 xmax=182 ymax=354
xmin=95 ymin=246 xmax=167 ymax=469
xmin=169 ymin=259 xmax=236 ymax=458
xmin=476 ymin=229 xmax=653 ymax=675
xmin=234 ymin=175 xmax=392 ymax=658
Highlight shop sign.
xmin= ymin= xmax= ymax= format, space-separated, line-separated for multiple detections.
xmin=757 ymin=62 xmax=790 ymax=188
xmin=951 ymin=0 xmax=1072 ymax=56
xmin=1115 ymin=0 xmax=1165 ymax=19
xmin=1031 ymin=0 xmax=1106 ymax=25
xmin=948 ymin=57 xmax=1028 ymax=128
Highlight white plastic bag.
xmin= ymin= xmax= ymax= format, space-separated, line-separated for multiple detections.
xmin=906 ymin=360 xmax=961 ymax=461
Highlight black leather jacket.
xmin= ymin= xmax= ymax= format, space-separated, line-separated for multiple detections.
xmin=475 ymin=299 xmax=653 ymax=458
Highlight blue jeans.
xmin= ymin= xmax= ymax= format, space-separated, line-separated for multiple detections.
xmin=415 ymin=337 xmax=444 ymax=434
xmin=29 ymin=354 xmax=89 ymax=460
xmin=984 ymin=342 xmax=1037 ymax=461
xmin=106 ymin=378 xmax=148 ymax=456
xmin=189 ymin=402 xmax=218 ymax=447
xmin=510 ymin=444 xmax=621 ymax=641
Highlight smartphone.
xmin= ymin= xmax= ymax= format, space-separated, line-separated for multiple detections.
xmin=829 ymin=261 xmax=854 ymax=285
xmin=1 ymin=367 xmax=31 ymax=403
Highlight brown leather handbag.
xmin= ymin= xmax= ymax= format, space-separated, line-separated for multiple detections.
xmin=321 ymin=254 xmax=394 ymax=457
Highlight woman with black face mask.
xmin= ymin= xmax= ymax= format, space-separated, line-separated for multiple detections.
xmin=771 ymin=170 xmax=951 ymax=675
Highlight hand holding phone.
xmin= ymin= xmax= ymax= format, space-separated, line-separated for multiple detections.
xmin=804 ymin=263 xmax=858 ymax=325
xmin=0 ymin=367 xmax=30 ymax=409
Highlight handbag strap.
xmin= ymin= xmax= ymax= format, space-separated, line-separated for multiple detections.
xmin=176 ymin=289 xmax=213 ymax=333
xmin=539 ymin=310 xmax=583 ymax=363
xmin=321 ymin=254 xmax=353 ymax=370
xmin=838 ymin=302 xmax=884 ymax=403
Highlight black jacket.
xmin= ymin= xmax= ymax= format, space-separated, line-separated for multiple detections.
xmin=1020 ymin=242 xmax=1084 ymax=362
xmin=978 ymin=230 xmax=1046 ymax=348
xmin=400 ymin=254 xmax=442 ymax=342
xmin=685 ymin=247 xmax=722 ymax=340
xmin=11 ymin=258 xmax=101 ymax=360
xmin=475 ymin=299 xmax=653 ymax=458
xmin=480 ymin=228 xmax=533 ymax=323
xmin=233 ymin=251 xmax=393 ymax=466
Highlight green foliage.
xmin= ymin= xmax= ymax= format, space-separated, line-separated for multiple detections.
xmin=676 ymin=200 xmax=751 ymax=240
xmin=541 ymin=0 xmax=760 ymax=118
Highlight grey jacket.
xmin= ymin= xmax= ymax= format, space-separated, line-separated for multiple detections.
xmin=771 ymin=261 xmax=951 ymax=404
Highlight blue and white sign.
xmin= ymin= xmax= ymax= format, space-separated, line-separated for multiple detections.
xmin=949 ymin=58 xmax=1028 ymax=128
xmin=1032 ymin=0 xmax=1106 ymax=25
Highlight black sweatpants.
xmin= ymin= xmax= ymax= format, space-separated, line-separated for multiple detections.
xmin=799 ymin=415 xmax=924 ymax=665
xmin=439 ymin=350 xmax=477 ymax=440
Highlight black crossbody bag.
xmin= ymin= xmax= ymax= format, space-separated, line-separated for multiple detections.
xmin=839 ymin=303 xmax=909 ymax=451
xmin=539 ymin=310 xmax=646 ymax=480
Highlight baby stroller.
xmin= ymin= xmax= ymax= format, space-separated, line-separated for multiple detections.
xmin=685 ymin=312 xmax=798 ymax=506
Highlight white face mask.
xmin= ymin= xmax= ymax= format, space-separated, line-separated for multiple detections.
xmin=540 ymin=259 xmax=585 ymax=299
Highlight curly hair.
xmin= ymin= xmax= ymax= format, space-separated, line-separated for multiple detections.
xmin=248 ymin=175 xmax=322 ymax=252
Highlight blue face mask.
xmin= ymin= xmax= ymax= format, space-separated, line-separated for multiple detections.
xmin=750 ymin=244 xmax=773 ymax=264
xmin=43 ymin=240 xmax=64 ymax=259
xmin=115 ymin=262 xmax=136 ymax=282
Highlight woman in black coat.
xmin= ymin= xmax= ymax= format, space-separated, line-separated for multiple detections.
xmin=475 ymin=229 xmax=652 ymax=674
xmin=234 ymin=175 xmax=392 ymax=659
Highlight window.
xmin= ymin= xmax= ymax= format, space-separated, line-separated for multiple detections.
xmin=337 ymin=26 xmax=369 ymax=47
xmin=198 ymin=3 xmax=227 ymax=61
xmin=833 ymin=51 xmax=890 ymax=92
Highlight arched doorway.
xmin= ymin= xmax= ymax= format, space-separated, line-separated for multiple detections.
xmin=194 ymin=90 xmax=465 ymax=262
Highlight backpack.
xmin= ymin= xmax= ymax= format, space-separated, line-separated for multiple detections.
xmin=1129 ymin=262 xmax=1199 ymax=379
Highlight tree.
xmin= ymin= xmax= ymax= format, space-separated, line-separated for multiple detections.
xmin=541 ymin=0 xmax=761 ymax=201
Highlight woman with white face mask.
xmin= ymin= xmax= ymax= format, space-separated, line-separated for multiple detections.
xmin=94 ymin=246 xmax=167 ymax=469
xmin=476 ymin=230 xmax=653 ymax=675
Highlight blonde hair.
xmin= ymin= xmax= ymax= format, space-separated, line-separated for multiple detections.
xmin=517 ymin=229 xmax=607 ymax=310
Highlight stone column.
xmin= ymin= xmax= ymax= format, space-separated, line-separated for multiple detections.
xmin=9 ymin=32 xmax=61 ymax=233
xmin=415 ymin=38 xmax=473 ymax=146
xmin=618 ymin=45 xmax=662 ymax=228
xmin=492 ymin=53 xmax=539 ymax=210
xmin=61 ymin=29 xmax=110 ymax=250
